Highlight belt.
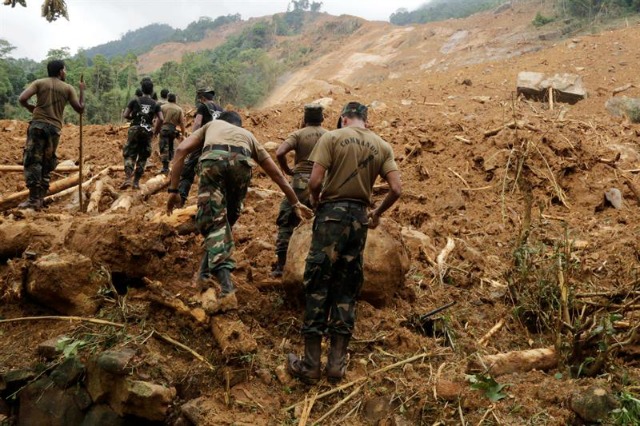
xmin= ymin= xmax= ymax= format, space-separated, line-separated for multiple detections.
xmin=321 ymin=200 xmax=368 ymax=208
xmin=202 ymin=144 xmax=250 ymax=157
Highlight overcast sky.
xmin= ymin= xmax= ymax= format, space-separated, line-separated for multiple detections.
xmin=1 ymin=0 xmax=428 ymax=60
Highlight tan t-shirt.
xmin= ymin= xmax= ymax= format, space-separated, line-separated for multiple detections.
xmin=282 ymin=126 xmax=327 ymax=174
xmin=29 ymin=77 xmax=79 ymax=130
xmin=309 ymin=127 xmax=398 ymax=203
xmin=161 ymin=102 xmax=184 ymax=128
xmin=195 ymin=120 xmax=270 ymax=166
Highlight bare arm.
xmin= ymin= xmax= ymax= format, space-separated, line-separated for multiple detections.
xmin=123 ymin=107 xmax=132 ymax=120
xmin=309 ymin=162 xmax=326 ymax=209
xmin=368 ymin=170 xmax=402 ymax=229
xmin=69 ymin=81 xmax=85 ymax=114
xmin=154 ymin=110 xmax=164 ymax=136
xmin=166 ymin=133 xmax=205 ymax=214
xmin=192 ymin=114 xmax=203 ymax=132
xmin=275 ymin=143 xmax=294 ymax=176
xmin=260 ymin=157 xmax=299 ymax=205
xmin=179 ymin=112 xmax=187 ymax=136
xmin=18 ymin=86 xmax=37 ymax=114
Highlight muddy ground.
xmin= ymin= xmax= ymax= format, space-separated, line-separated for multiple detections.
xmin=2 ymin=2 xmax=640 ymax=425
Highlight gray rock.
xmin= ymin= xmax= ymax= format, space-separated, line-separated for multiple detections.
xmin=517 ymin=71 xmax=587 ymax=104
xmin=18 ymin=377 xmax=85 ymax=426
xmin=570 ymin=386 xmax=619 ymax=423
xmin=605 ymin=96 xmax=640 ymax=123
xmin=97 ymin=348 xmax=136 ymax=376
xmin=80 ymin=405 xmax=124 ymax=426
xmin=605 ymin=188 xmax=623 ymax=209
xmin=37 ymin=336 xmax=66 ymax=360
xmin=51 ymin=357 xmax=85 ymax=389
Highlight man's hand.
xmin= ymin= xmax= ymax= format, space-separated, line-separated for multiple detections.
xmin=293 ymin=202 xmax=314 ymax=220
xmin=368 ymin=210 xmax=381 ymax=229
xmin=167 ymin=193 xmax=182 ymax=215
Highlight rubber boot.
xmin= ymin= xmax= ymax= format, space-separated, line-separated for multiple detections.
xmin=161 ymin=161 xmax=170 ymax=175
xmin=326 ymin=334 xmax=350 ymax=383
xmin=270 ymin=252 xmax=286 ymax=278
xmin=287 ymin=335 xmax=322 ymax=385
xmin=204 ymin=269 xmax=238 ymax=314
xmin=120 ymin=174 xmax=132 ymax=190
xmin=17 ymin=187 xmax=42 ymax=210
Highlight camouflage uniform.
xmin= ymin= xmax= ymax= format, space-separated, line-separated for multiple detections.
xmin=123 ymin=126 xmax=153 ymax=182
xmin=302 ymin=201 xmax=368 ymax=336
xmin=159 ymin=124 xmax=178 ymax=164
xmin=195 ymin=153 xmax=253 ymax=275
xmin=23 ymin=121 xmax=61 ymax=196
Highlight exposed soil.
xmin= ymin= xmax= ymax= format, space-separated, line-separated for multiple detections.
xmin=1 ymin=1 xmax=640 ymax=425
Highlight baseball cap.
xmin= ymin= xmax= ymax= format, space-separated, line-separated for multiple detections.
xmin=341 ymin=102 xmax=368 ymax=120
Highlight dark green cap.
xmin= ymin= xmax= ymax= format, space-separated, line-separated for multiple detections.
xmin=341 ymin=101 xmax=368 ymax=120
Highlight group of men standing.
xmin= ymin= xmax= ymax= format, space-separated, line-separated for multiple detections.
xmin=17 ymin=59 xmax=402 ymax=386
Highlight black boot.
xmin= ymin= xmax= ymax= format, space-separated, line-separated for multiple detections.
xmin=287 ymin=335 xmax=322 ymax=385
xmin=326 ymin=334 xmax=350 ymax=383
xmin=17 ymin=187 xmax=42 ymax=210
xmin=161 ymin=162 xmax=169 ymax=175
xmin=215 ymin=268 xmax=236 ymax=297
xmin=132 ymin=176 xmax=141 ymax=190
xmin=120 ymin=174 xmax=132 ymax=190
xmin=270 ymin=252 xmax=286 ymax=278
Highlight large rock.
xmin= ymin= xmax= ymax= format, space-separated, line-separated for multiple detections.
xmin=26 ymin=251 xmax=109 ymax=315
xmin=516 ymin=71 xmax=587 ymax=104
xmin=605 ymin=96 xmax=640 ymax=123
xmin=570 ymin=386 xmax=619 ymax=423
xmin=18 ymin=377 xmax=85 ymax=426
xmin=283 ymin=218 xmax=410 ymax=307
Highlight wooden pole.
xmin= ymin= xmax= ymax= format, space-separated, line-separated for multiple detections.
xmin=78 ymin=74 xmax=84 ymax=212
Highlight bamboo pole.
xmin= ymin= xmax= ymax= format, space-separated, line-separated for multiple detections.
xmin=0 ymin=173 xmax=80 ymax=211
xmin=78 ymin=74 xmax=85 ymax=212
xmin=0 ymin=165 xmax=80 ymax=173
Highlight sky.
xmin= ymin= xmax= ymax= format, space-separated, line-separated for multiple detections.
xmin=1 ymin=0 xmax=428 ymax=61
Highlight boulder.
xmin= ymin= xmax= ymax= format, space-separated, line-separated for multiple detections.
xmin=97 ymin=348 xmax=137 ymax=376
xmin=18 ymin=377 xmax=85 ymax=426
xmin=80 ymin=405 xmax=124 ymax=426
xmin=114 ymin=380 xmax=176 ymax=422
xmin=283 ymin=218 xmax=410 ymax=307
xmin=516 ymin=71 xmax=587 ymax=104
xmin=50 ymin=357 xmax=85 ymax=389
xmin=605 ymin=96 xmax=640 ymax=123
xmin=570 ymin=386 xmax=619 ymax=423
xmin=26 ymin=251 xmax=109 ymax=316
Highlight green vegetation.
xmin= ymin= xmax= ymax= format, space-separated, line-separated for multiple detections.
xmin=532 ymin=11 xmax=555 ymax=27
xmin=83 ymin=24 xmax=175 ymax=59
xmin=467 ymin=374 xmax=510 ymax=401
xmin=390 ymin=0 xmax=502 ymax=26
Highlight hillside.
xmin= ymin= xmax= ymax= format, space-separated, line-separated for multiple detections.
xmin=1 ymin=1 xmax=640 ymax=425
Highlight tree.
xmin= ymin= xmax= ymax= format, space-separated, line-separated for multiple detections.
xmin=310 ymin=1 xmax=323 ymax=12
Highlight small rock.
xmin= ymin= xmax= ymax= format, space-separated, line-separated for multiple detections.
xmin=436 ymin=379 xmax=463 ymax=401
xmin=570 ymin=386 xmax=619 ymax=423
xmin=37 ymin=336 xmax=66 ymax=360
xmin=255 ymin=368 xmax=273 ymax=385
xmin=81 ymin=404 xmax=124 ymax=426
xmin=263 ymin=141 xmax=279 ymax=152
xmin=97 ymin=348 xmax=136 ymax=375
xmin=118 ymin=380 xmax=176 ymax=421
xmin=275 ymin=365 xmax=292 ymax=385
xmin=604 ymin=188 xmax=623 ymax=209
xmin=363 ymin=396 xmax=392 ymax=423
xmin=472 ymin=96 xmax=491 ymax=104
xmin=51 ymin=357 xmax=85 ymax=389
xmin=401 ymin=99 xmax=413 ymax=106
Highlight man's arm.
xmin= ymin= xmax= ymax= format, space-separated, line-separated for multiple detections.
xmin=260 ymin=157 xmax=314 ymax=219
xmin=179 ymin=112 xmax=187 ymax=136
xmin=154 ymin=110 xmax=164 ymax=136
xmin=192 ymin=114 xmax=203 ymax=132
xmin=166 ymin=133 xmax=204 ymax=214
xmin=275 ymin=143 xmax=294 ymax=176
xmin=308 ymin=162 xmax=326 ymax=209
xmin=69 ymin=81 xmax=85 ymax=114
xmin=368 ymin=170 xmax=402 ymax=229
xmin=18 ymin=85 xmax=37 ymax=114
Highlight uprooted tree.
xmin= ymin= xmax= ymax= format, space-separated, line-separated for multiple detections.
xmin=3 ymin=0 xmax=68 ymax=22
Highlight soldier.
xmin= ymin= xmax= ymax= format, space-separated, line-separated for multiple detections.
xmin=159 ymin=93 xmax=186 ymax=174
xmin=287 ymin=102 xmax=402 ymax=384
xmin=121 ymin=78 xmax=163 ymax=189
xmin=176 ymin=88 xmax=223 ymax=206
xmin=17 ymin=59 xmax=85 ymax=210
xmin=166 ymin=111 xmax=313 ymax=314
xmin=157 ymin=88 xmax=169 ymax=106
xmin=271 ymin=104 xmax=327 ymax=277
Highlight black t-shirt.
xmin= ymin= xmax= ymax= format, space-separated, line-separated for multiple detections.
xmin=128 ymin=96 xmax=160 ymax=132
xmin=196 ymin=101 xmax=223 ymax=125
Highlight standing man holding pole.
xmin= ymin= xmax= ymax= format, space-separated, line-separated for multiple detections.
xmin=287 ymin=102 xmax=402 ymax=384
xmin=18 ymin=59 xmax=85 ymax=210
xmin=78 ymin=74 xmax=84 ymax=211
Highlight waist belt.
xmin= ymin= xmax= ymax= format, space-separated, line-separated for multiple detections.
xmin=202 ymin=144 xmax=250 ymax=157
xmin=322 ymin=200 xmax=368 ymax=209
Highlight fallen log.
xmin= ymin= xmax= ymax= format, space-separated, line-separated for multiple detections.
xmin=110 ymin=195 xmax=133 ymax=212
xmin=150 ymin=205 xmax=198 ymax=234
xmin=0 ymin=173 xmax=80 ymax=211
xmin=140 ymin=174 xmax=169 ymax=199
xmin=210 ymin=313 xmax=258 ymax=358
xmin=0 ymin=165 xmax=80 ymax=173
xmin=467 ymin=346 xmax=557 ymax=376
xmin=138 ymin=278 xmax=207 ymax=324
xmin=86 ymin=178 xmax=106 ymax=213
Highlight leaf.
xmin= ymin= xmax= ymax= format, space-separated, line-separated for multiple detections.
xmin=468 ymin=374 xmax=510 ymax=402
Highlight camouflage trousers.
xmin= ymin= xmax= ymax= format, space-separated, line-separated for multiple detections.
xmin=275 ymin=173 xmax=311 ymax=256
xmin=123 ymin=126 xmax=152 ymax=179
xmin=302 ymin=201 xmax=369 ymax=336
xmin=178 ymin=146 xmax=203 ymax=202
xmin=23 ymin=121 xmax=61 ymax=192
xmin=195 ymin=156 xmax=252 ymax=276
xmin=159 ymin=124 xmax=178 ymax=164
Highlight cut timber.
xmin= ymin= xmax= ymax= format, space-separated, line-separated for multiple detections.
xmin=467 ymin=347 xmax=557 ymax=376
xmin=150 ymin=205 xmax=198 ymax=235
xmin=0 ymin=173 xmax=80 ymax=211
xmin=110 ymin=195 xmax=133 ymax=212
xmin=0 ymin=165 xmax=80 ymax=173
xmin=140 ymin=175 xmax=169 ymax=199
xmin=210 ymin=313 xmax=257 ymax=358
xmin=86 ymin=178 xmax=106 ymax=213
